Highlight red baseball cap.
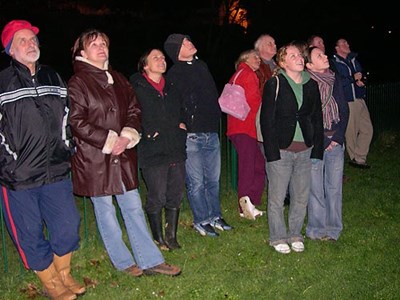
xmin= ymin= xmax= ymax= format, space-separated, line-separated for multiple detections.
xmin=1 ymin=20 xmax=39 ymax=55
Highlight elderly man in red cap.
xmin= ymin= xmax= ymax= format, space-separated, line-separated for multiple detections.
xmin=0 ymin=20 xmax=84 ymax=300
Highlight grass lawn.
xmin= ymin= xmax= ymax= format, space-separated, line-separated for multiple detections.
xmin=1 ymin=131 xmax=399 ymax=299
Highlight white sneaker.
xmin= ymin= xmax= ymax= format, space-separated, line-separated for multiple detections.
xmin=291 ymin=241 xmax=305 ymax=252
xmin=273 ymin=243 xmax=291 ymax=254
xmin=239 ymin=196 xmax=255 ymax=220
xmin=253 ymin=208 xmax=265 ymax=218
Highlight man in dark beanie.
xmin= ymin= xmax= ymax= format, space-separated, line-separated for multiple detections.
xmin=163 ymin=33 xmax=232 ymax=237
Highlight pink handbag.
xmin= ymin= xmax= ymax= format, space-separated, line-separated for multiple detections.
xmin=218 ymin=69 xmax=250 ymax=121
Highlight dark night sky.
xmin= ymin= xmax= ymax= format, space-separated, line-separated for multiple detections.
xmin=0 ymin=0 xmax=398 ymax=85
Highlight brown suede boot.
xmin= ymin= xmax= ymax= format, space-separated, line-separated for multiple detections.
xmin=35 ymin=263 xmax=77 ymax=300
xmin=54 ymin=253 xmax=86 ymax=295
xmin=143 ymin=262 xmax=181 ymax=276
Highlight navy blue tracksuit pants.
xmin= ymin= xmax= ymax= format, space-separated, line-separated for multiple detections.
xmin=1 ymin=179 xmax=80 ymax=271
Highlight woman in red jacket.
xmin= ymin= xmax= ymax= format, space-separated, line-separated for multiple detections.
xmin=226 ymin=49 xmax=266 ymax=220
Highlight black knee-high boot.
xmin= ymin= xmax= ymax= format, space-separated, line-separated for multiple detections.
xmin=147 ymin=211 xmax=169 ymax=251
xmin=165 ymin=208 xmax=181 ymax=249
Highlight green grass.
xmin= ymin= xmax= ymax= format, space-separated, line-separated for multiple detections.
xmin=1 ymin=131 xmax=399 ymax=300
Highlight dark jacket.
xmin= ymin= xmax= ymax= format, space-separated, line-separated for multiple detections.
xmin=324 ymin=75 xmax=349 ymax=149
xmin=164 ymin=57 xmax=221 ymax=133
xmin=331 ymin=52 xmax=366 ymax=101
xmin=129 ymin=73 xmax=187 ymax=168
xmin=68 ymin=60 xmax=141 ymax=197
xmin=256 ymin=60 xmax=273 ymax=96
xmin=0 ymin=59 xmax=72 ymax=190
xmin=260 ymin=73 xmax=324 ymax=162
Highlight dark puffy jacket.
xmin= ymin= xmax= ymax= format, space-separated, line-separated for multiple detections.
xmin=0 ymin=59 xmax=72 ymax=190
xmin=129 ymin=73 xmax=187 ymax=168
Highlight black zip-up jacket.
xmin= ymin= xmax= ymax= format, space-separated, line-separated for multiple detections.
xmin=129 ymin=73 xmax=187 ymax=168
xmin=0 ymin=59 xmax=72 ymax=190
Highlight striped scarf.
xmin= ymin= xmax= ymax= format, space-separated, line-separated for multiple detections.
xmin=308 ymin=69 xmax=340 ymax=130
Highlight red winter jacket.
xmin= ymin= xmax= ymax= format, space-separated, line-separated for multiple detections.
xmin=226 ymin=62 xmax=261 ymax=139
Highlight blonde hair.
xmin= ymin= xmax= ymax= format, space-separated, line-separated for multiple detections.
xmin=234 ymin=49 xmax=258 ymax=70
xmin=274 ymin=41 xmax=302 ymax=74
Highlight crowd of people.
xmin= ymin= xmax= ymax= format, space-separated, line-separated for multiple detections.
xmin=0 ymin=18 xmax=372 ymax=299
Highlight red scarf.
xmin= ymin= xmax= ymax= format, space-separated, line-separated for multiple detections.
xmin=143 ymin=73 xmax=165 ymax=96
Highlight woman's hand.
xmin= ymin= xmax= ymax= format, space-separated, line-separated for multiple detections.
xmin=112 ymin=136 xmax=130 ymax=155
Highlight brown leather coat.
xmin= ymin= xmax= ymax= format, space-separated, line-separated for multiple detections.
xmin=68 ymin=61 xmax=141 ymax=197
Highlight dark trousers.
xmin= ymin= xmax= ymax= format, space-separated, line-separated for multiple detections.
xmin=142 ymin=161 xmax=186 ymax=213
xmin=1 ymin=179 xmax=80 ymax=271
xmin=229 ymin=133 xmax=266 ymax=206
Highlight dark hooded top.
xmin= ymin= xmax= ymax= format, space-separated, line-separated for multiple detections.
xmin=164 ymin=36 xmax=221 ymax=133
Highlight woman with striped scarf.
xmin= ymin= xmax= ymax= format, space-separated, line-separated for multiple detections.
xmin=305 ymin=46 xmax=349 ymax=242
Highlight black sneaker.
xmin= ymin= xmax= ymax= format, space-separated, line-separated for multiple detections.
xmin=193 ymin=223 xmax=219 ymax=237
xmin=211 ymin=217 xmax=233 ymax=231
xmin=349 ymin=159 xmax=371 ymax=169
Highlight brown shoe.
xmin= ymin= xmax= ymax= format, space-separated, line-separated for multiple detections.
xmin=124 ymin=265 xmax=143 ymax=277
xmin=143 ymin=263 xmax=181 ymax=276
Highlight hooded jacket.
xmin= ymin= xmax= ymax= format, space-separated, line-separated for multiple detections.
xmin=0 ymin=59 xmax=72 ymax=190
xmin=164 ymin=37 xmax=221 ymax=133
xmin=129 ymin=72 xmax=187 ymax=168
xmin=68 ymin=60 xmax=141 ymax=197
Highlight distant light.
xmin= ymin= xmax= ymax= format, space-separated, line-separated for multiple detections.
xmin=371 ymin=25 xmax=375 ymax=29
xmin=388 ymin=30 xmax=392 ymax=34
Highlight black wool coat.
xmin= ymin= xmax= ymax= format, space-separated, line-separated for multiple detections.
xmin=129 ymin=73 xmax=187 ymax=168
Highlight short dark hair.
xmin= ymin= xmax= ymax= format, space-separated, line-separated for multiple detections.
xmin=71 ymin=29 xmax=110 ymax=61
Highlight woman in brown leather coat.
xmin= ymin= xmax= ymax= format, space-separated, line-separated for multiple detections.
xmin=68 ymin=29 xmax=180 ymax=277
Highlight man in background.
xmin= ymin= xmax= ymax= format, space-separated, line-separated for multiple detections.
xmin=331 ymin=38 xmax=373 ymax=169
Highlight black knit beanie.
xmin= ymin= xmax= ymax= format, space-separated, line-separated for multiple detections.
xmin=164 ymin=33 xmax=190 ymax=63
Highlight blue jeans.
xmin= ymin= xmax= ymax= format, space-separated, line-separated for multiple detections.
xmin=307 ymin=144 xmax=344 ymax=240
xmin=266 ymin=148 xmax=312 ymax=245
xmin=91 ymin=188 xmax=164 ymax=271
xmin=185 ymin=132 xmax=222 ymax=224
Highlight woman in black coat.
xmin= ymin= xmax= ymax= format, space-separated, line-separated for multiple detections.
xmin=129 ymin=48 xmax=187 ymax=250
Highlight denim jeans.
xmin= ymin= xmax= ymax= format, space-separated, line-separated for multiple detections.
xmin=266 ymin=148 xmax=312 ymax=245
xmin=185 ymin=132 xmax=222 ymax=224
xmin=306 ymin=144 xmax=344 ymax=240
xmin=91 ymin=188 xmax=164 ymax=271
